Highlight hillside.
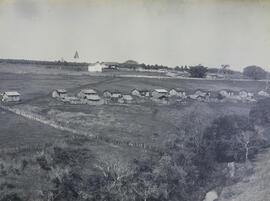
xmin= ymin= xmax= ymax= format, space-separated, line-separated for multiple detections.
xmin=0 ymin=65 xmax=270 ymax=201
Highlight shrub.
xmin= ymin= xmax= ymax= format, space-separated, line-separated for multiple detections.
xmin=249 ymin=98 xmax=270 ymax=126
xmin=202 ymin=115 xmax=264 ymax=163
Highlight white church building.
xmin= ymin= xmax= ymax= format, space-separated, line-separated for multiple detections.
xmin=88 ymin=62 xmax=106 ymax=72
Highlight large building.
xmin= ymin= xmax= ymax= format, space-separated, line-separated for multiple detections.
xmin=88 ymin=62 xmax=106 ymax=72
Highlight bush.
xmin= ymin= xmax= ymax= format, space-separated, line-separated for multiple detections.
xmin=188 ymin=65 xmax=208 ymax=78
xmin=250 ymin=98 xmax=270 ymax=126
xmin=243 ymin=66 xmax=267 ymax=80
xmin=202 ymin=115 xmax=264 ymax=163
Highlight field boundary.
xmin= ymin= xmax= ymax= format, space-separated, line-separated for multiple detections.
xmin=0 ymin=105 xmax=164 ymax=154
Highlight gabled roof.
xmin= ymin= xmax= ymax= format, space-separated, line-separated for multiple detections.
xmin=86 ymin=94 xmax=100 ymax=100
xmin=132 ymin=89 xmax=149 ymax=92
xmin=81 ymin=89 xmax=96 ymax=94
xmin=139 ymin=89 xmax=150 ymax=93
xmin=4 ymin=91 xmax=20 ymax=96
xmin=123 ymin=94 xmax=133 ymax=100
xmin=111 ymin=94 xmax=121 ymax=98
xmin=170 ymin=88 xmax=185 ymax=92
xmin=110 ymin=90 xmax=122 ymax=94
xmin=56 ymin=89 xmax=67 ymax=93
xmin=154 ymin=89 xmax=168 ymax=93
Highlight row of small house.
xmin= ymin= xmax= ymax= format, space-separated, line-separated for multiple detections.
xmin=1 ymin=88 xmax=270 ymax=103
xmin=52 ymin=87 xmax=270 ymax=104
xmin=52 ymin=88 xmax=178 ymax=104
xmin=51 ymin=87 xmax=260 ymax=105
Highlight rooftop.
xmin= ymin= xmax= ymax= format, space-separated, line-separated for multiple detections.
xmin=56 ymin=89 xmax=67 ymax=93
xmin=4 ymin=91 xmax=20 ymax=96
xmin=111 ymin=91 xmax=122 ymax=95
xmin=154 ymin=89 xmax=168 ymax=93
xmin=123 ymin=94 xmax=133 ymax=100
xmin=81 ymin=89 xmax=97 ymax=94
xmin=171 ymin=88 xmax=185 ymax=92
xmin=86 ymin=94 xmax=100 ymax=100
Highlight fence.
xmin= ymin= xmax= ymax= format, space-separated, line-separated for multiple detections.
xmin=0 ymin=105 xmax=165 ymax=155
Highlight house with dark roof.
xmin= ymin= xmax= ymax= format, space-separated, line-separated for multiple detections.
xmin=52 ymin=89 xmax=67 ymax=98
xmin=78 ymin=89 xmax=97 ymax=99
xmin=131 ymin=89 xmax=150 ymax=97
xmin=169 ymin=88 xmax=186 ymax=98
xmin=151 ymin=89 xmax=169 ymax=99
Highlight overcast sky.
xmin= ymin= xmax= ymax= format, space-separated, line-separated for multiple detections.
xmin=0 ymin=0 xmax=270 ymax=71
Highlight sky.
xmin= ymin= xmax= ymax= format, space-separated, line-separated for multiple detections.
xmin=0 ymin=0 xmax=270 ymax=71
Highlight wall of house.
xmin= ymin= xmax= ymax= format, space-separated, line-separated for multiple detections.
xmin=152 ymin=91 xmax=167 ymax=98
xmin=131 ymin=90 xmax=140 ymax=96
xmin=2 ymin=95 xmax=20 ymax=102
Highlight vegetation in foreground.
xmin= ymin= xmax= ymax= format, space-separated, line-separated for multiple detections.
xmin=1 ymin=98 xmax=270 ymax=201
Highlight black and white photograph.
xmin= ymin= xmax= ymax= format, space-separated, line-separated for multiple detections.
xmin=0 ymin=0 xmax=270 ymax=200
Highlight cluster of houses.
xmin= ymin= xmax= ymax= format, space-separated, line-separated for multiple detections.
xmin=52 ymin=88 xmax=187 ymax=105
xmin=52 ymin=89 xmax=102 ymax=105
xmin=51 ymin=87 xmax=270 ymax=105
xmin=1 ymin=88 xmax=270 ymax=104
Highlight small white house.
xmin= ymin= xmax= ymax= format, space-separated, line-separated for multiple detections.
xmin=131 ymin=89 xmax=140 ymax=96
xmin=189 ymin=90 xmax=210 ymax=100
xmin=151 ymin=89 xmax=169 ymax=99
xmin=103 ymin=90 xmax=112 ymax=98
xmin=194 ymin=90 xmax=209 ymax=97
xmin=169 ymin=88 xmax=186 ymax=98
xmin=122 ymin=94 xmax=133 ymax=103
xmin=88 ymin=62 xmax=106 ymax=72
xmin=131 ymin=89 xmax=150 ymax=97
xmin=247 ymin=92 xmax=254 ymax=98
xmin=2 ymin=91 xmax=21 ymax=102
xmin=110 ymin=92 xmax=123 ymax=102
xmin=219 ymin=89 xmax=235 ymax=98
xmin=86 ymin=94 xmax=101 ymax=101
xmin=52 ymin=89 xmax=68 ymax=98
xmin=239 ymin=90 xmax=248 ymax=99
xmin=65 ymin=96 xmax=82 ymax=104
xmin=78 ymin=89 xmax=97 ymax=99
xmin=258 ymin=90 xmax=270 ymax=97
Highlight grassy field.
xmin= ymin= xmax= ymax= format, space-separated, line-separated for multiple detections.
xmin=0 ymin=65 xmax=268 ymax=201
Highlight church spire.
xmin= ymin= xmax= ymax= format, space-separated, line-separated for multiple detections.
xmin=74 ymin=50 xmax=79 ymax=59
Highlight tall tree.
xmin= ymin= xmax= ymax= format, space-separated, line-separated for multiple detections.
xmin=243 ymin=66 xmax=267 ymax=80
xmin=188 ymin=65 xmax=208 ymax=78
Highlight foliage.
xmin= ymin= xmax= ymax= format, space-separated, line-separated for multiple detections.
xmin=208 ymin=67 xmax=235 ymax=75
xmin=249 ymin=98 xmax=270 ymax=126
xmin=243 ymin=66 xmax=267 ymax=80
xmin=202 ymin=115 xmax=265 ymax=163
xmin=1 ymin=102 xmax=270 ymax=201
xmin=188 ymin=65 xmax=208 ymax=78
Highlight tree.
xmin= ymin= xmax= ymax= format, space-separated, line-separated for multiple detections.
xmin=249 ymin=98 xmax=270 ymax=126
xmin=202 ymin=115 xmax=265 ymax=163
xmin=243 ymin=66 xmax=267 ymax=80
xmin=219 ymin=64 xmax=230 ymax=79
xmin=188 ymin=65 xmax=208 ymax=78
xmin=94 ymin=156 xmax=135 ymax=201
